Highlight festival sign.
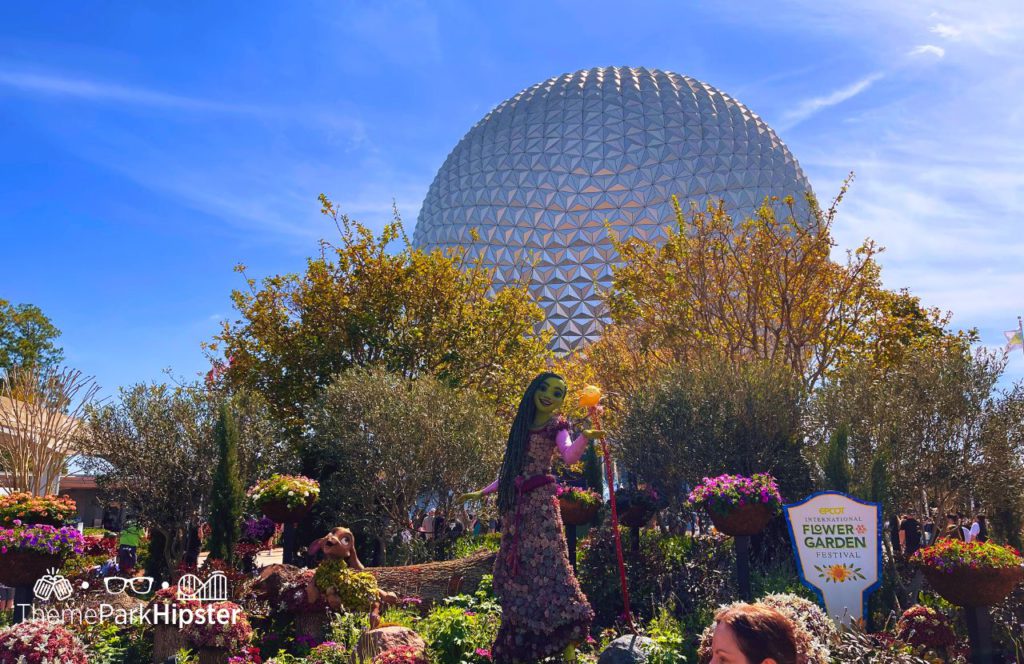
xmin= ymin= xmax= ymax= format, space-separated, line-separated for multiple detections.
xmin=783 ymin=491 xmax=881 ymax=625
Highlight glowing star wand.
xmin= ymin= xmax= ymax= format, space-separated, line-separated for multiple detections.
xmin=579 ymin=385 xmax=634 ymax=631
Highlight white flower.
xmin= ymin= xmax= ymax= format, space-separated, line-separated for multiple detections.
xmin=304 ymin=492 xmax=310 ymax=497
xmin=288 ymin=491 xmax=295 ymax=496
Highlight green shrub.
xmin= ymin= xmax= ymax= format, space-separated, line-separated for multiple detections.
xmin=451 ymin=532 xmax=501 ymax=560
xmin=420 ymin=605 xmax=498 ymax=664
xmin=578 ymin=526 xmax=733 ymax=631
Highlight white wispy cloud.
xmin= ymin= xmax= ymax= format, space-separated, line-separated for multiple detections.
xmin=909 ymin=44 xmax=945 ymax=58
xmin=0 ymin=69 xmax=254 ymax=113
xmin=930 ymin=23 xmax=963 ymax=40
xmin=779 ymin=73 xmax=884 ymax=129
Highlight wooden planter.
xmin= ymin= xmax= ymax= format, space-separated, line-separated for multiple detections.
xmin=618 ymin=505 xmax=652 ymax=529
xmin=709 ymin=503 xmax=774 ymax=537
xmin=0 ymin=551 xmax=63 ymax=587
xmin=559 ymin=497 xmax=600 ymax=526
xmin=922 ymin=565 xmax=1024 ymax=607
xmin=197 ymin=647 xmax=230 ymax=664
xmin=259 ymin=498 xmax=314 ymax=524
xmin=152 ymin=624 xmax=189 ymax=663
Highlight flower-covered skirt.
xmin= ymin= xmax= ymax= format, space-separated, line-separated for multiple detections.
xmin=492 ymin=482 xmax=593 ymax=662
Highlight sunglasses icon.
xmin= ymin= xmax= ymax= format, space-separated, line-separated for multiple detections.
xmin=104 ymin=576 xmax=153 ymax=595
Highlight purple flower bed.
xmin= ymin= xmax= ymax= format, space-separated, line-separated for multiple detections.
xmin=687 ymin=473 xmax=783 ymax=514
xmin=0 ymin=520 xmax=86 ymax=557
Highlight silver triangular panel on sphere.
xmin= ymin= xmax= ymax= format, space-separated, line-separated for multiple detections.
xmin=413 ymin=66 xmax=813 ymax=354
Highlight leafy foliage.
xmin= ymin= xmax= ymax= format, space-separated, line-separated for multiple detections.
xmin=209 ymin=195 xmax=550 ymax=441
xmin=312 ymin=558 xmax=379 ymax=612
xmin=615 ymin=360 xmax=812 ymax=507
xmin=307 ymin=368 xmax=504 ymax=560
xmin=0 ymin=299 xmax=63 ymax=371
xmin=83 ymin=383 xmax=285 ymax=581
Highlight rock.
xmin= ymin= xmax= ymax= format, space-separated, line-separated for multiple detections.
xmin=598 ymin=635 xmax=658 ymax=664
xmin=357 ymin=626 xmax=427 ymax=661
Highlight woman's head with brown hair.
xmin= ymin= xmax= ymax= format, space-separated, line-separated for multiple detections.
xmin=707 ymin=603 xmax=798 ymax=664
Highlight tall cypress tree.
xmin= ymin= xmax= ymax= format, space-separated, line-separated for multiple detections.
xmin=582 ymin=440 xmax=604 ymax=496
xmin=208 ymin=402 xmax=243 ymax=565
xmin=823 ymin=424 xmax=851 ymax=493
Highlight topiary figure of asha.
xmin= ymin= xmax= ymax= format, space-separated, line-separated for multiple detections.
xmin=461 ymin=372 xmax=604 ymax=662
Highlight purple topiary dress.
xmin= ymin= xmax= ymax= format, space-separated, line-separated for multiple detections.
xmin=491 ymin=416 xmax=594 ymax=662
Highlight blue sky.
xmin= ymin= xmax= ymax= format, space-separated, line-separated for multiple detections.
xmin=2 ymin=1 xmax=1022 ymax=396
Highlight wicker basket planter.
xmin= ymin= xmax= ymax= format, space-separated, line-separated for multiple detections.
xmin=922 ymin=565 xmax=1024 ymax=607
xmin=559 ymin=497 xmax=599 ymax=526
xmin=259 ymin=498 xmax=314 ymax=524
xmin=152 ymin=625 xmax=189 ymax=663
xmin=0 ymin=551 xmax=63 ymax=587
xmin=618 ymin=505 xmax=653 ymax=529
xmin=709 ymin=503 xmax=774 ymax=537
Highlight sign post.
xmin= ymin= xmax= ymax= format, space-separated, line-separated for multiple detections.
xmin=783 ymin=491 xmax=882 ymax=625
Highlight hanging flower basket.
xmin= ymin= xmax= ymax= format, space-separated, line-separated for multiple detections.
xmin=709 ymin=503 xmax=776 ymax=537
xmin=614 ymin=485 xmax=665 ymax=529
xmin=0 ymin=551 xmax=63 ymax=587
xmin=259 ymin=498 xmax=314 ymax=524
xmin=0 ymin=493 xmax=78 ymax=528
xmin=249 ymin=475 xmax=319 ymax=524
xmin=688 ymin=474 xmax=783 ymax=537
xmin=619 ymin=505 xmax=653 ymax=529
xmin=912 ymin=539 xmax=1024 ymax=607
xmin=0 ymin=522 xmax=84 ymax=587
xmin=556 ymin=485 xmax=601 ymax=526
xmin=921 ymin=566 xmax=1023 ymax=607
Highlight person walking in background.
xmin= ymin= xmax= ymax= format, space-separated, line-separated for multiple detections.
xmin=118 ymin=520 xmax=145 ymax=576
xmin=975 ymin=514 xmax=988 ymax=543
xmin=922 ymin=516 xmax=935 ymax=545
xmin=899 ymin=513 xmax=922 ymax=559
xmin=418 ymin=509 xmax=436 ymax=540
xmin=940 ymin=513 xmax=964 ymax=541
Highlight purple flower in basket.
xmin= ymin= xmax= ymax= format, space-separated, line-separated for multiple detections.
xmin=241 ymin=516 xmax=276 ymax=543
xmin=688 ymin=473 xmax=783 ymax=515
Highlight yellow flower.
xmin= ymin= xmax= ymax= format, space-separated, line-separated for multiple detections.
xmin=826 ymin=565 xmax=852 ymax=582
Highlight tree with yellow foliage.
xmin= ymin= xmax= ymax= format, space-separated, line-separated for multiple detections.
xmin=208 ymin=196 xmax=552 ymax=442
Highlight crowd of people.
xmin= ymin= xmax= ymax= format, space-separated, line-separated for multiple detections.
xmin=891 ymin=511 xmax=988 ymax=558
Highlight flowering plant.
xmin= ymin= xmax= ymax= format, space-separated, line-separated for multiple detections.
xmin=910 ymin=539 xmax=1023 ymax=572
xmin=556 ymin=484 xmax=602 ymax=508
xmin=306 ymin=642 xmax=349 ymax=664
xmin=0 ymin=493 xmax=77 ymax=527
xmin=82 ymin=533 xmax=118 ymax=557
xmin=0 ymin=620 xmax=88 ymax=664
xmin=895 ymin=605 xmax=956 ymax=649
xmin=374 ymin=645 xmax=428 ymax=664
xmin=182 ymin=601 xmax=253 ymax=651
xmin=227 ymin=646 xmax=263 ymax=664
xmin=687 ymin=473 xmax=783 ymax=514
xmin=248 ymin=474 xmax=319 ymax=510
xmin=0 ymin=521 xmax=85 ymax=557
xmin=241 ymin=516 xmax=277 ymax=543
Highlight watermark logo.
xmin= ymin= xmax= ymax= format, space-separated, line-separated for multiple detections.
xmin=103 ymin=576 xmax=154 ymax=595
xmin=177 ymin=571 xmax=228 ymax=602
xmin=33 ymin=569 xmax=75 ymax=601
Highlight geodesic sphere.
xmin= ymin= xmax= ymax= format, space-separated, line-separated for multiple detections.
xmin=413 ymin=66 xmax=812 ymax=353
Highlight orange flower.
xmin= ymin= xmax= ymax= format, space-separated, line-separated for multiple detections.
xmin=826 ymin=565 xmax=852 ymax=582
